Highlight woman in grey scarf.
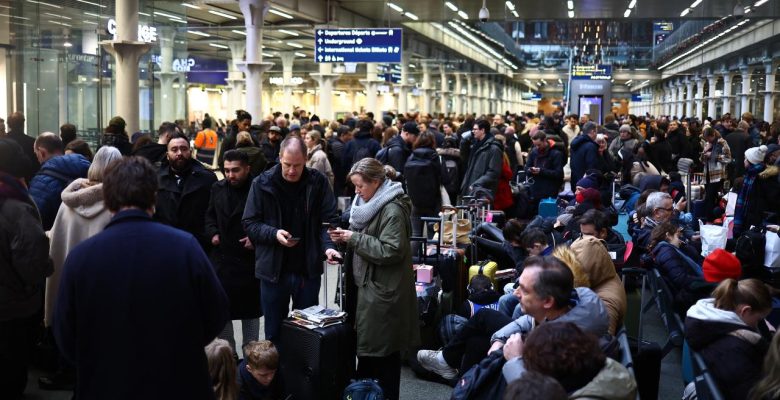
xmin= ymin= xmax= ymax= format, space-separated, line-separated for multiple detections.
xmin=329 ymin=158 xmax=420 ymax=400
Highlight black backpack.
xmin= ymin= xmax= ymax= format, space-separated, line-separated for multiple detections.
xmin=442 ymin=156 xmax=460 ymax=196
xmin=375 ymin=145 xmax=392 ymax=165
xmin=404 ymin=155 xmax=440 ymax=211
xmin=352 ymin=142 xmax=373 ymax=165
xmin=735 ymin=226 xmax=766 ymax=270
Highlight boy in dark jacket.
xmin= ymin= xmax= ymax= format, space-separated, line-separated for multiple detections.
xmin=237 ymin=340 xmax=285 ymax=400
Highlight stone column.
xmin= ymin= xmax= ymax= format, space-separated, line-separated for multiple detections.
xmin=394 ymin=52 xmax=412 ymax=115
xmin=155 ymin=26 xmax=177 ymax=123
xmin=310 ymin=62 xmax=340 ymax=121
xmin=453 ymin=72 xmax=463 ymax=115
xmin=707 ymin=75 xmax=718 ymax=119
xmin=685 ymin=79 xmax=694 ymax=118
xmin=740 ymin=66 xmax=751 ymax=116
xmin=763 ymin=59 xmax=777 ymax=124
xmin=466 ymin=74 xmax=476 ymax=115
xmin=226 ymin=41 xmax=246 ymax=116
xmin=674 ymin=80 xmax=683 ymax=118
xmin=481 ymin=77 xmax=489 ymax=115
xmin=279 ymin=51 xmax=296 ymax=114
xmin=722 ymin=71 xmax=733 ymax=116
xmin=664 ymin=86 xmax=672 ymax=116
xmin=359 ymin=63 xmax=383 ymax=120
xmin=100 ymin=0 xmax=151 ymax=135
xmin=439 ymin=64 xmax=449 ymax=115
xmin=694 ymin=76 xmax=704 ymax=120
xmin=236 ymin=0 xmax=274 ymax=122
xmin=420 ymin=62 xmax=433 ymax=115
xmin=176 ymin=50 xmax=188 ymax=121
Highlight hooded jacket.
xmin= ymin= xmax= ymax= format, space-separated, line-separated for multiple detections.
xmin=460 ymin=134 xmax=504 ymax=196
xmin=569 ymin=358 xmax=638 ymax=400
xmin=383 ymin=134 xmax=411 ymax=174
xmin=45 ymin=179 xmax=111 ymax=327
xmin=570 ymin=236 xmax=627 ymax=335
xmin=652 ymin=241 xmax=711 ymax=314
xmin=741 ymin=165 xmax=780 ymax=232
xmin=570 ymin=134 xmax=599 ymax=184
xmin=686 ymin=298 xmax=770 ymax=400
xmin=28 ymin=154 xmax=91 ymax=230
xmin=343 ymin=129 xmax=381 ymax=172
xmin=526 ymin=146 xmax=565 ymax=200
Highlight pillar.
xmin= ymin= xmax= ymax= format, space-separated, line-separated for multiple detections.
xmin=466 ymin=74 xmax=476 ymax=115
xmin=420 ymin=62 xmax=433 ymax=115
xmin=359 ymin=63 xmax=382 ymax=120
xmin=279 ymin=51 xmax=296 ymax=114
xmin=707 ymin=75 xmax=717 ymax=119
xmin=155 ymin=26 xmax=177 ymax=123
xmin=227 ymin=41 xmax=246 ymax=116
xmin=395 ymin=51 xmax=412 ymax=114
xmin=310 ymin=62 xmax=339 ymax=121
xmin=722 ymin=71 xmax=733 ymax=116
xmin=453 ymin=72 xmax=463 ymax=115
xmin=685 ymin=79 xmax=694 ymax=118
xmin=439 ymin=64 xmax=449 ymax=115
xmin=175 ymin=50 xmax=188 ymax=121
xmin=764 ymin=59 xmax=777 ymax=124
xmin=236 ymin=0 xmax=274 ymax=122
xmin=100 ymin=0 xmax=152 ymax=135
xmin=694 ymin=76 xmax=704 ymax=120
xmin=740 ymin=66 xmax=751 ymax=116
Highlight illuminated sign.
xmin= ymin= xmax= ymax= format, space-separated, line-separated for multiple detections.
xmin=571 ymin=64 xmax=612 ymax=80
xmin=151 ymin=55 xmax=196 ymax=72
xmin=107 ymin=19 xmax=158 ymax=43
xmin=269 ymin=76 xmax=305 ymax=85
xmin=315 ymin=28 xmax=402 ymax=63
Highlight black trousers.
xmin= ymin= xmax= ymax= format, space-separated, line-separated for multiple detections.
xmin=356 ymin=352 xmax=401 ymax=400
xmin=441 ymin=309 xmax=512 ymax=373
xmin=0 ymin=314 xmax=38 ymax=399
xmin=703 ymin=181 xmax=723 ymax=222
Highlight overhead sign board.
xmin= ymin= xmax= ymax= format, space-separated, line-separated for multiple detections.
xmin=107 ymin=18 xmax=158 ymax=43
xmin=315 ymin=28 xmax=402 ymax=63
xmin=571 ymin=64 xmax=612 ymax=80
xmin=653 ymin=22 xmax=674 ymax=32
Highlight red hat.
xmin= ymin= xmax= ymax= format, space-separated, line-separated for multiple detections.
xmin=702 ymin=249 xmax=742 ymax=283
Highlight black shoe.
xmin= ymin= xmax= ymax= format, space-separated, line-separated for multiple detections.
xmin=38 ymin=370 xmax=76 ymax=391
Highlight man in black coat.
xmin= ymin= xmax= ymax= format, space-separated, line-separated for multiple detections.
xmin=383 ymin=121 xmax=419 ymax=174
xmin=725 ymin=121 xmax=753 ymax=182
xmin=5 ymin=112 xmax=39 ymax=182
xmin=526 ymin=131 xmax=564 ymax=209
xmin=54 ymin=156 xmax=228 ymax=400
xmin=155 ymin=134 xmax=218 ymax=250
xmin=205 ymin=150 xmax=260 ymax=352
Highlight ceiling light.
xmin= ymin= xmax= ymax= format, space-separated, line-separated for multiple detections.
xmin=262 ymin=52 xmax=274 ymax=57
xmin=511 ymin=10 xmax=519 ymax=17
xmin=567 ymin=0 xmax=574 ymax=9
xmin=45 ymin=12 xmax=70 ymax=19
xmin=754 ymin=0 xmax=768 ymax=5
xmin=76 ymin=0 xmax=106 ymax=8
xmin=181 ymin=3 xmax=201 ymax=9
xmin=625 ymin=79 xmax=633 ymax=84
xmin=624 ymin=8 xmax=631 ymax=17
xmin=154 ymin=11 xmax=183 ymax=19
xmin=744 ymin=6 xmax=752 ymax=12
xmin=208 ymin=9 xmax=238 ymax=19
xmin=628 ymin=0 xmax=636 ymax=8
xmin=445 ymin=2 xmax=458 ymax=12
xmin=295 ymin=52 xmax=306 ymax=57
xmin=63 ymin=42 xmax=72 ymax=47
xmin=409 ymin=64 xmax=416 ymax=68
xmin=405 ymin=12 xmax=419 ymax=20
xmin=48 ymin=19 xmax=71 ymax=26
xmin=680 ymin=8 xmax=690 ymax=16
xmin=83 ymin=20 xmax=97 ymax=24
xmin=458 ymin=10 xmax=468 ymax=19
xmin=568 ymin=10 xmax=574 ymax=17
xmin=138 ymin=12 xmax=150 ymax=16
xmin=287 ymin=41 xmax=303 ymax=48
xmin=268 ymin=8 xmax=293 ymax=19
xmin=388 ymin=2 xmax=404 ymax=12
xmin=690 ymin=0 xmax=702 ymax=7
xmin=26 ymin=0 xmax=61 ymax=9
xmin=231 ymin=30 xmax=246 ymax=35
xmin=209 ymin=43 xmax=228 ymax=49
xmin=188 ymin=30 xmax=210 ymax=37
xmin=279 ymin=29 xmax=299 ymax=36
xmin=505 ymin=1 xmax=516 ymax=11
xmin=558 ymin=78 xmax=563 ymax=84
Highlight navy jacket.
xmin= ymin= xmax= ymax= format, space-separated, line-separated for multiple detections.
xmin=242 ymin=165 xmax=338 ymax=282
xmin=384 ymin=135 xmax=411 ymax=174
xmin=526 ymin=147 xmax=564 ymax=200
xmin=569 ymin=134 xmax=599 ymax=184
xmin=28 ymin=154 xmax=90 ymax=230
xmin=343 ymin=130 xmax=381 ymax=172
xmin=54 ymin=209 xmax=229 ymax=400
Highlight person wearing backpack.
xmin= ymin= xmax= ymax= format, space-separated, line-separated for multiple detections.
xmin=405 ymin=132 xmax=447 ymax=236
xmin=343 ymin=119 xmax=381 ymax=174
xmin=460 ymin=119 xmax=504 ymax=198
xmin=378 ymin=121 xmax=418 ymax=174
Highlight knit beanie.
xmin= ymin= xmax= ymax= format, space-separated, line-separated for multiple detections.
xmin=745 ymin=145 xmax=768 ymax=165
xmin=702 ymin=248 xmax=742 ymax=283
xmin=576 ymin=175 xmax=598 ymax=190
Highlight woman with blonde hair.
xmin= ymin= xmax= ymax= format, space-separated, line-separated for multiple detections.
xmin=303 ymin=130 xmax=334 ymax=189
xmin=750 ymin=333 xmax=780 ymax=400
xmin=205 ymin=338 xmax=238 ymax=400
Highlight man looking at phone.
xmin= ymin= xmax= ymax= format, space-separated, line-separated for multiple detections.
xmin=242 ymin=136 xmax=340 ymax=342
xmin=525 ymin=131 xmax=564 ymax=213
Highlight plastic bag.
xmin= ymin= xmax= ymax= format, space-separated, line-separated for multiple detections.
xmin=700 ymin=220 xmax=728 ymax=257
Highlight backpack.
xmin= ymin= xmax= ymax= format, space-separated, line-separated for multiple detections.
xmin=735 ymin=226 xmax=766 ymax=270
xmin=342 ymin=379 xmax=384 ymax=400
xmin=375 ymin=146 xmax=391 ymax=164
xmin=451 ymin=351 xmax=507 ymax=400
xmin=352 ymin=142 xmax=373 ymax=165
xmin=442 ymin=156 xmax=460 ymax=197
xmin=404 ymin=155 xmax=440 ymax=211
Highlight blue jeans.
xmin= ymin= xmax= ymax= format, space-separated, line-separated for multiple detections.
xmin=261 ymin=272 xmax=321 ymax=342
xmin=498 ymin=293 xmax=524 ymax=320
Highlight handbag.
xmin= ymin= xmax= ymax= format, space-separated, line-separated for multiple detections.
xmin=434 ymin=207 xmax=472 ymax=246
xmin=699 ymin=220 xmax=728 ymax=257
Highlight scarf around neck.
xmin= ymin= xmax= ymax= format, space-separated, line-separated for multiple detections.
xmin=349 ymin=179 xmax=404 ymax=230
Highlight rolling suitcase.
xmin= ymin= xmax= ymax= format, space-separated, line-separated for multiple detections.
xmin=538 ymin=197 xmax=558 ymax=218
xmin=278 ymin=264 xmax=355 ymax=400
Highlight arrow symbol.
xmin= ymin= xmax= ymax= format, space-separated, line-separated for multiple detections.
xmin=317 ymin=47 xmax=322 ymax=53
xmin=318 ymin=38 xmax=323 ymax=44
xmin=317 ymin=30 xmax=322 ymax=35
xmin=318 ymin=55 xmax=323 ymax=61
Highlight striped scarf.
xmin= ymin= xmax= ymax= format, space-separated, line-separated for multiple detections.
xmin=733 ymin=163 xmax=765 ymax=236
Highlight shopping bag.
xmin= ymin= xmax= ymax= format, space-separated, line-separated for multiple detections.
xmin=765 ymin=232 xmax=780 ymax=269
xmin=434 ymin=209 xmax=472 ymax=246
xmin=724 ymin=192 xmax=738 ymax=217
xmin=700 ymin=220 xmax=727 ymax=257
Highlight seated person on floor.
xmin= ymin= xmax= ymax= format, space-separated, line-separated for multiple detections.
xmin=416 ymin=256 xmax=609 ymax=380
xmin=237 ymin=340 xmax=285 ymax=400
xmin=440 ymin=274 xmax=503 ymax=345
xmin=649 ymin=222 xmax=709 ymax=315
xmin=497 ymin=228 xmax=553 ymax=318
xmin=576 ymin=208 xmax=625 ymax=246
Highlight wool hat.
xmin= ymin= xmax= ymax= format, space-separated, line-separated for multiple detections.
xmin=745 ymin=145 xmax=768 ymax=165
xmin=108 ymin=116 xmax=126 ymax=131
xmin=576 ymin=175 xmax=599 ymax=190
xmin=0 ymin=138 xmax=30 ymax=178
xmin=619 ymin=124 xmax=632 ymax=133
xmin=702 ymin=248 xmax=742 ymax=283
xmin=310 ymin=114 xmax=320 ymax=122
xmin=269 ymin=126 xmax=282 ymax=133
xmin=402 ymin=121 xmax=420 ymax=135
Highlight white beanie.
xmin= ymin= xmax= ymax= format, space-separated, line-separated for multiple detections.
xmin=745 ymin=145 xmax=768 ymax=165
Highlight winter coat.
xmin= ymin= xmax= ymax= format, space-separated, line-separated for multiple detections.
xmin=205 ymin=179 xmax=261 ymax=319
xmin=54 ymin=209 xmax=229 ymax=400
xmin=570 ymin=236 xmax=627 ymax=335
xmin=99 ymin=132 xmax=132 ymax=156
xmin=132 ymin=142 xmax=167 ymax=165
xmin=740 ymin=166 xmax=780 ymax=232
xmin=45 ymin=179 xmax=111 ymax=327
xmin=405 ymin=147 xmax=444 ymax=215
xmin=701 ymin=138 xmax=731 ymax=183
xmin=526 ymin=147 xmax=565 ymax=200
xmin=666 ymin=128 xmax=691 ymax=161
xmin=649 ymin=136 xmax=674 ymax=173
xmin=306 ymin=144 xmax=334 ymax=189
xmin=260 ymin=139 xmax=280 ymax=167
xmin=563 ymin=124 xmax=580 ymax=146
xmin=155 ymin=160 xmax=218 ymax=250
xmin=725 ymin=130 xmax=751 ymax=179
xmin=0 ymin=183 xmax=52 ymax=321
xmin=608 ymin=137 xmax=638 ymax=160
xmin=686 ymin=298 xmax=771 ymax=400
xmin=461 ymin=134 xmax=504 ymax=196
xmin=383 ymin=135 xmax=411 ymax=174
xmin=493 ymin=154 xmax=514 ymax=211
xmin=343 ymin=130 xmax=381 ymax=172
xmin=28 ymin=154 xmax=91 ymax=230
xmin=6 ymin=131 xmax=40 ymax=181
xmin=344 ymin=194 xmax=420 ymax=356
xmin=651 ymin=241 xmax=711 ymax=314
xmin=237 ymin=359 xmax=285 ymax=400
xmin=569 ymin=358 xmax=638 ymax=400
xmin=236 ymin=145 xmax=268 ymax=177
xmin=570 ymin=134 xmax=599 ymax=184
xmin=242 ymin=166 xmax=338 ymax=283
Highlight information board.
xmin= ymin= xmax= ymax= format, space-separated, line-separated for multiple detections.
xmin=315 ymin=28 xmax=403 ymax=63
xmin=571 ymin=64 xmax=612 ymax=80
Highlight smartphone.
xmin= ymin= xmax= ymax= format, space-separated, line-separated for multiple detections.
xmin=331 ymin=255 xmax=344 ymax=263
xmin=322 ymin=222 xmax=338 ymax=230
xmin=288 ymin=237 xmax=301 ymax=242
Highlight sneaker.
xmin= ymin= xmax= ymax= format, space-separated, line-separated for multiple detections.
xmin=416 ymin=349 xmax=458 ymax=380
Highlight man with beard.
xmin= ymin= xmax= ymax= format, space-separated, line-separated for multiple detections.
xmin=155 ymin=134 xmax=217 ymax=250
xmin=261 ymin=126 xmax=283 ymax=167
xmin=206 ymin=150 xmax=260 ymax=353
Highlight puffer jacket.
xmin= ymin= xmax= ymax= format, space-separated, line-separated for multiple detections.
xmin=28 ymin=154 xmax=91 ymax=230
xmin=460 ymin=134 xmax=504 ymax=196
xmin=651 ymin=241 xmax=712 ymax=314
xmin=570 ymin=358 xmax=638 ymax=400
xmin=0 ymin=176 xmax=52 ymax=321
xmin=686 ymin=298 xmax=770 ymax=400
xmin=570 ymin=134 xmax=599 ymax=184
xmin=570 ymin=236 xmax=627 ymax=335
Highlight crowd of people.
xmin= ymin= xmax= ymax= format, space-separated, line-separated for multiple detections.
xmin=0 ymin=103 xmax=779 ymax=400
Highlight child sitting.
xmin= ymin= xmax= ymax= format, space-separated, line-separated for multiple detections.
xmin=237 ymin=340 xmax=285 ymax=400
xmin=441 ymin=274 xmax=502 ymax=344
